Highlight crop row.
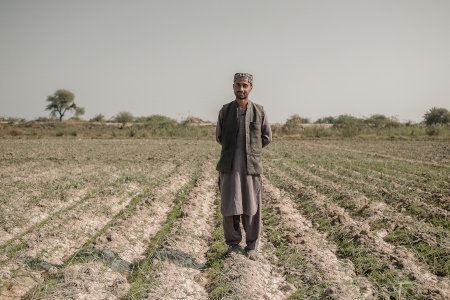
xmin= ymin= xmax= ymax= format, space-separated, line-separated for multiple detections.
xmin=0 ymin=139 xmax=214 ymax=299
xmin=1 ymin=138 xmax=448 ymax=299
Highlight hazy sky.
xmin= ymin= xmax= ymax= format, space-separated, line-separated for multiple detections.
xmin=1 ymin=1 xmax=449 ymax=123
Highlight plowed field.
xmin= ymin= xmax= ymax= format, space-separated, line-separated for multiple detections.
xmin=0 ymin=139 xmax=449 ymax=299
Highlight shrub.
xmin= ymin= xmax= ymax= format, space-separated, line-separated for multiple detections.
xmin=89 ymin=114 xmax=106 ymax=122
xmin=35 ymin=117 xmax=51 ymax=122
xmin=282 ymin=114 xmax=310 ymax=134
xmin=8 ymin=129 xmax=22 ymax=136
xmin=115 ymin=111 xmax=134 ymax=124
xmin=365 ymin=114 xmax=390 ymax=128
xmin=315 ymin=116 xmax=336 ymax=124
xmin=426 ymin=125 xmax=441 ymax=136
xmin=385 ymin=121 xmax=400 ymax=128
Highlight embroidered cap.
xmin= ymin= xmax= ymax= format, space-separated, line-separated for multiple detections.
xmin=234 ymin=73 xmax=253 ymax=84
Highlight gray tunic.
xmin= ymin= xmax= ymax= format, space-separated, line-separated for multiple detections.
xmin=216 ymin=105 xmax=271 ymax=217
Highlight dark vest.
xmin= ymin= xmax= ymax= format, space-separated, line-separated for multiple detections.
xmin=216 ymin=100 xmax=265 ymax=175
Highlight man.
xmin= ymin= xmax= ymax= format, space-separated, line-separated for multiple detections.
xmin=216 ymin=73 xmax=272 ymax=260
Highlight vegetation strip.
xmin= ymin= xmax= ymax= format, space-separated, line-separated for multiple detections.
xmin=385 ymin=227 xmax=450 ymax=277
xmin=205 ymin=187 xmax=292 ymax=299
xmin=143 ymin=161 xmax=217 ymax=299
xmin=1 ymin=172 xmax=109 ymax=249
xmin=0 ymin=167 xmax=159 ymax=252
xmin=1 ymin=141 xmax=192 ymax=293
xmin=205 ymin=188 xmax=229 ymax=299
xmin=265 ymin=165 xmax=449 ymax=299
xmin=271 ymin=158 xmax=450 ymax=278
xmin=19 ymin=144 xmax=209 ymax=297
xmin=262 ymin=181 xmax=371 ymax=299
xmin=302 ymin=158 xmax=450 ymax=221
xmin=122 ymin=166 xmax=201 ymax=299
xmin=15 ymin=164 xmax=177 ymax=300
xmin=284 ymin=156 xmax=450 ymax=234
xmin=267 ymin=141 xmax=449 ymax=191
xmin=2 ymin=139 xmax=449 ymax=300
xmin=331 ymin=164 xmax=450 ymax=211
xmin=303 ymin=141 xmax=450 ymax=169
xmin=1 ymin=142 xmax=198 ymax=254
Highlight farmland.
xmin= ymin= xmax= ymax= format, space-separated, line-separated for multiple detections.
xmin=0 ymin=138 xmax=449 ymax=299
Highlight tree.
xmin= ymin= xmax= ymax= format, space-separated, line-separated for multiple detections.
xmin=423 ymin=107 xmax=450 ymax=126
xmin=115 ymin=111 xmax=134 ymax=125
xmin=45 ymin=89 xmax=83 ymax=121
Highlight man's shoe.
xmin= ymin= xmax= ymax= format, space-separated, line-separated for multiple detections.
xmin=226 ymin=244 xmax=241 ymax=257
xmin=245 ymin=247 xmax=258 ymax=260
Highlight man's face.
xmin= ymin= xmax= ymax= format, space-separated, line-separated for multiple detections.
xmin=233 ymin=78 xmax=252 ymax=100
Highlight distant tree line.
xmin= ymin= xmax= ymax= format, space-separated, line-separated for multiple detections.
xmin=3 ymin=88 xmax=449 ymax=138
xmin=41 ymin=89 xmax=450 ymax=127
xmin=279 ymin=107 xmax=450 ymax=137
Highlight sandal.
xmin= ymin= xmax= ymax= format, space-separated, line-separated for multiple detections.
xmin=245 ymin=247 xmax=259 ymax=260
xmin=226 ymin=245 xmax=241 ymax=257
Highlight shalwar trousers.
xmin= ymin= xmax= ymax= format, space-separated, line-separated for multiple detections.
xmin=223 ymin=208 xmax=261 ymax=250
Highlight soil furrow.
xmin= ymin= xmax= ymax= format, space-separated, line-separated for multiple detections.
xmin=320 ymin=155 xmax=450 ymax=196
xmin=314 ymin=165 xmax=450 ymax=252
xmin=264 ymin=180 xmax=374 ymax=299
xmin=268 ymin=141 xmax=449 ymax=191
xmin=21 ymin=164 xmax=194 ymax=300
xmin=0 ymin=182 xmax=141 ymax=299
xmin=292 ymin=160 xmax=450 ymax=275
xmin=209 ymin=241 xmax=291 ymax=300
xmin=310 ymin=161 xmax=450 ymax=213
xmin=2 ymin=139 xmax=448 ymax=299
xmin=333 ymin=164 xmax=450 ymax=204
xmin=302 ymin=141 xmax=450 ymax=169
xmin=16 ymin=145 xmax=211 ymax=300
xmin=280 ymin=159 xmax=450 ymax=243
xmin=266 ymin=165 xmax=450 ymax=299
xmin=206 ymin=184 xmax=293 ymax=299
xmin=354 ymin=166 xmax=449 ymax=196
xmin=143 ymin=160 xmax=217 ymax=299
xmin=0 ymin=162 xmax=179 ymax=299
xmin=308 ymin=140 xmax=450 ymax=164
xmin=1 ymin=169 xmax=122 ymax=242
xmin=0 ymin=165 xmax=113 ymax=244
xmin=0 ymin=163 xmax=159 ymax=247
xmin=93 ymin=164 xmax=193 ymax=264
xmin=0 ymin=159 xmax=171 ymax=250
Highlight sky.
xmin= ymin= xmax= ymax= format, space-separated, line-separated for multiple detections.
xmin=1 ymin=0 xmax=449 ymax=124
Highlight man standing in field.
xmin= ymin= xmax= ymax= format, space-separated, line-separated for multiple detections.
xmin=216 ymin=73 xmax=272 ymax=260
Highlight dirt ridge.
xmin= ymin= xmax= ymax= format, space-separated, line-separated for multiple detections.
xmin=267 ymin=165 xmax=450 ymax=298
xmin=264 ymin=180 xmax=373 ymax=299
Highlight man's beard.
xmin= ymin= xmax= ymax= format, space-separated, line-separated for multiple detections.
xmin=236 ymin=92 xmax=246 ymax=99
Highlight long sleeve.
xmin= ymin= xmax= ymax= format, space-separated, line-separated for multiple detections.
xmin=261 ymin=110 xmax=272 ymax=148
xmin=216 ymin=108 xmax=223 ymax=145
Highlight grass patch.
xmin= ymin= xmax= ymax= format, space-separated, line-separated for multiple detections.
xmin=0 ymin=168 xmax=161 ymax=253
xmin=386 ymin=228 xmax=450 ymax=277
xmin=266 ymin=167 xmax=424 ymax=299
xmin=5 ymin=242 xmax=28 ymax=259
xmin=262 ymin=202 xmax=328 ymax=298
xmin=122 ymin=168 xmax=201 ymax=299
xmin=205 ymin=188 xmax=232 ymax=300
xmin=20 ymin=163 xmax=184 ymax=300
